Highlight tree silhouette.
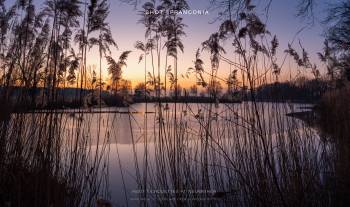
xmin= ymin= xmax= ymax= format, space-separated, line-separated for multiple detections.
xmin=324 ymin=0 xmax=350 ymax=82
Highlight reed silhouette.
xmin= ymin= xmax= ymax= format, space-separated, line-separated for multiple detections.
xmin=0 ymin=0 xmax=349 ymax=207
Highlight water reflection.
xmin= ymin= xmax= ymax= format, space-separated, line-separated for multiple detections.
xmin=61 ymin=102 xmax=312 ymax=145
xmin=21 ymin=102 xmax=322 ymax=206
xmin=81 ymin=102 xmax=316 ymax=206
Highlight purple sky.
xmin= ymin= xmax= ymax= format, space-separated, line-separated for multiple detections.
xmin=100 ymin=0 xmax=328 ymax=87
xmin=25 ymin=0 xmax=330 ymax=87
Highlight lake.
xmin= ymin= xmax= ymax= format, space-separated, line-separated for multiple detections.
xmin=25 ymin=102 xmax=323 ymax=206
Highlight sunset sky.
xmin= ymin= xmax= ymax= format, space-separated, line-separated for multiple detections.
xmin=33 ymin=0 xmax=329 ymax=89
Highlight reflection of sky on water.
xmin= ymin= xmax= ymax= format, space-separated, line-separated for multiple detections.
xmin=18 ymin=102 xmax=315 ymax=206
xmin=61 ymin=102 xmax=312 ymax=145
xmin=80 ymin=102 xmax=315 ymax=206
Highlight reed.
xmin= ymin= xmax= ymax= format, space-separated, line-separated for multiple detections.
xmin=0 ymin=0 xmax=348 ymax=206
xmin=123 ymin=1 xmax=341 ymax=206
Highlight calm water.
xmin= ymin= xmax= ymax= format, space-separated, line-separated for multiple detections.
xmin=58 ymin=102 xmax=315 ymax=206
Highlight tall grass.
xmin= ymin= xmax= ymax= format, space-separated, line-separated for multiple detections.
xmin=0 ymin=0 xmax=346 ymax=207
xmin=0 ymin=107 xmax=112 ymax=206
xmin=121 ymin=1 xmax=340 ymax=206
xmin=125 ymin=101 xmax=335 ymax=206
xmin=0 ymin=0 xmax=115 ymax=206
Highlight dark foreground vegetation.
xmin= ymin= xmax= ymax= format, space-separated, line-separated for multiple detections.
xmin=318 ymin=86 xmax=350 ymax=140
xmin=0 ymin=0 xmax=349 ymax=207
xmin=0 ymin=0 xmax=114 ymax=206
